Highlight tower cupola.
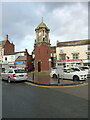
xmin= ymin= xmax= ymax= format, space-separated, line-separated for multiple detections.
xmin=35 ymin=19 xmax=50 ymax=45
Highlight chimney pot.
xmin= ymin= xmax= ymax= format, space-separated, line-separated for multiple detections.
xmin=25 ymin=49 xmax=28 ymax=52
xmin=6 ymin=34 xmax=8 ymax=40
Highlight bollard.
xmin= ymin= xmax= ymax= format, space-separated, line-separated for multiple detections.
xmin=58 ymin=75 xmax=60 ymax=84
xmin=32 ymin=72 xmax=34 ymax=80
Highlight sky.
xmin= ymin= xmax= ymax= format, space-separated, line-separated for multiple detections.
xmin=1 ymin=2 xmax=88 ymax=54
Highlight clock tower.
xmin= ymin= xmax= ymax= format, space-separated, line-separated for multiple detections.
xmin=34 ymin=20 xmax=51 ymax=72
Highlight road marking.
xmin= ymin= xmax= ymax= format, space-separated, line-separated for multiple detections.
xmin=25 ymin=82 xmax=88 ymax=88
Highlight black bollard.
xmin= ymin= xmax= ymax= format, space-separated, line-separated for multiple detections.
xmin=32 ymin=72 xmax=34 ymax=80
xmin=58 ymin=75 xmax=60 ymax=84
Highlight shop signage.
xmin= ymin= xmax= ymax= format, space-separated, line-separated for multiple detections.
xmin=57 ymin=59 xmax=82 ymax=63
xmin=15 ymin=61 xmax=26 ymax=64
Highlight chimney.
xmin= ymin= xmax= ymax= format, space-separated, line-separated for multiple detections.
xmin=25 ymin=48 xmax=28 ymax=53
xmin=6 ymin=34 xmax=8 ymax=40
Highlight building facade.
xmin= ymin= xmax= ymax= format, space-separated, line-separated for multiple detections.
xmin=0 ymin=35 xmax=15 ymax=65
xmin=56 ymin=40 xmax=90 ymax=67
xmin=2 ymin=49 xmax=32 ymax=71
xmin=51 ymin=46 xmax=56 ymax=67
xmin=33 ymin=21 xmax=51 ymax=72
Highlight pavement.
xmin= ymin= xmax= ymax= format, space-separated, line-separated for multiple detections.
xmin=27 ymin=73 xmax=87 ymax=86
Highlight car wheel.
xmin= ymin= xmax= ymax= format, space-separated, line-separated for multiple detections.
xmin=53 ymin=74 xmax=57 ymax=79
xmin=73 ymin=76 xmax=79 ymax=81
xmin=8 ymin=77 xmax=11 ymax=83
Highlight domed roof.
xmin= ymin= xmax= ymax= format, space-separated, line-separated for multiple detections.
xmin=35 ymin=22 xmax=50 ymax=31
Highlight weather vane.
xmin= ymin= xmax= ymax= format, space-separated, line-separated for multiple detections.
xmin=42 ymin=17 xmax=43 ymax=23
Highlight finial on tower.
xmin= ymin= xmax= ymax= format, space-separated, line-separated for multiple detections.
xmin=42 ymin=17 xmax=43 ymax=23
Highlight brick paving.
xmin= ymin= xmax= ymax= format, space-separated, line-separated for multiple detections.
xmin=27 ymin=73 xmax=83 ymax=86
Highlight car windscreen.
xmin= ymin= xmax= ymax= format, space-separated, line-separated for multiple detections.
xmin=2 ymin=68 xmax=5 ymax=72
xmin=52 ymin=67 xmax=57 ymax=69
xmin=80 ymin=67 xmax=89 ymax=70
xmin=14 ymin=69 xmax=27 ymax=73
xmin=64 ymin=69 xmax=74 ymax=73
xmin=71 ymin=68 xmax=80 ymax=71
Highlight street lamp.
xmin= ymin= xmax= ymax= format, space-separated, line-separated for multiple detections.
xmin=49 ymin=58 xmax=51 ymax=71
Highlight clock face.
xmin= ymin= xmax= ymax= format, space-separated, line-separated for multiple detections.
xmin=39 ymin=32 xmax=41 ymax=36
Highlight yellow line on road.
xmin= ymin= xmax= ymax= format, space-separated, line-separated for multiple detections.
xmin=25 ymin=82 xmax=88 ymax=88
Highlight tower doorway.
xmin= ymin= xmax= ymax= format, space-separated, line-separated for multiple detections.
xmin=38 ymin=61 xmax=41 ymax=72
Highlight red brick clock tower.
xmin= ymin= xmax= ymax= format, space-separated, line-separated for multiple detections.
xmin=34 ymin=20 xmax=51 ymax=72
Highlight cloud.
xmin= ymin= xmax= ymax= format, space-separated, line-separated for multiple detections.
xmin=1 ymin=2 xmax=88 ymax=53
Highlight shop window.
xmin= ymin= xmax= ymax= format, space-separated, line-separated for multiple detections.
xmin=73 ymin=54 xmax=79 ymax=59
xmin=59 ymin=54 xmax=66 ymax=60
xmin=87 ymin=53 xmax=90 ymax=60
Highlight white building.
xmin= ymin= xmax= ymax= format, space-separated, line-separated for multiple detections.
xmin=2 ymin=51 xmax=26 ymax=68
xmin=56 ymin=39 xmax=90 ymax=67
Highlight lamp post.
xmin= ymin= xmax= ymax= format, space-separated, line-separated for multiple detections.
xmin=49 ymin=58 xmax=51 ymax=72
xmin=32 ymin=54 xmax=35 ymax=80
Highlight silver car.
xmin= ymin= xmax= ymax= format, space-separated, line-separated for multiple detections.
xmin=1 ymin=68 xmax=28 ymax=83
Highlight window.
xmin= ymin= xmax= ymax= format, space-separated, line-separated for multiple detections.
xmin=43 ymin=38 xmax=45 ymax=41
xmin=5 ymin=57 xmax=7 ymax=61
xmin=73 ymin=54 xmax=79 ymax=59
xmin=71 ymin=68 xmax=80 ymax=71
xmin=11 ymin=56 xmax=14 ymax=60
xmin=60 ymin=49 xmax=63 ymax=53
xmin=87 ymin=53 xmax=90 ymax=60
xmin=88 ymin=46 xmax=90 ymax=50
xmin=9 ymin=70 xmax=13 ymax=73
xmin=5 ymin=69 xmax=9 ymax=73
xmin=15 ymin=69 xmax=27 ymax=73
xmin=59 ymin=54 xmax=66 ymax=60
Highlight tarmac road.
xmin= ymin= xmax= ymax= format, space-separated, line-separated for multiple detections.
xmin=1 ymin=79 xmax=88 ymax=118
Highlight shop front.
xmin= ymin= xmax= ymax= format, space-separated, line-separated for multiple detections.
xmin=83 ymin=60 xmax=90 ymax=66
xmin=15 ymin=61 xmax=27 ymax=70
xmin=56 ymin=59 xmax=83 ymax=68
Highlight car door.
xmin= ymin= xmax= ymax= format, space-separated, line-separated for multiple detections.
xmin=8 ymin=69 xmax=14 ymax=79
xmin=3 ymin=69 xmax=9 ymax=80
xmin=63 ymin=69 xmax=72 ymax=80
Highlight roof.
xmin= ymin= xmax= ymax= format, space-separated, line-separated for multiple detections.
xmin=5 ymin=51 xmax=26 ymax=55
xmin=57 ymin=39 xmax=90 ymax=47
xmin=0 ymin=40 xmax=6 ymax=47
xmin=51 ymin=46 xmax=56 ymax=49
xmin=15 ymin=56 xmax=27 ymax=61
xmin=35 ymin=22 xmax=50 ymax=31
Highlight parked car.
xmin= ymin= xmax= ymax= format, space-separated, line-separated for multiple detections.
xmin=0 ymin=68 xmax=5 ymax=75
xmin=79 ymin=66 xmax=90 ymax=78
xmin=1 ymin=68 xmax=28 ymax=83
xmin=71 ymin=67 xmax=89 ymax=77
xmin=50 ymin=67 xmax=87 ymax=81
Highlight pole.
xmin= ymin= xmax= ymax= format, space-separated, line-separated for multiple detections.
xmin=58 ymin=75 xmax=60 ymax=84
xmin=32 ymin=72 xmax=34 ymax=80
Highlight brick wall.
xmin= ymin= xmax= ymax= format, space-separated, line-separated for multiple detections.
xmin=24 ymin=49 xmax=33 ymax=71
xmin=4 ymin=40 xmax=15 ymax=55
xmin=34 ymin=43 xmax=51 ymax=71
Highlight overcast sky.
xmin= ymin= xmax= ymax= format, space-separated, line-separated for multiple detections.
xmin=1 ymin=2 xmax=88 ymax=54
